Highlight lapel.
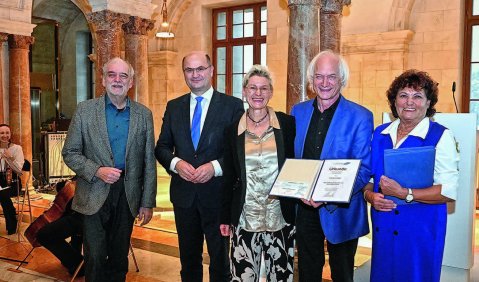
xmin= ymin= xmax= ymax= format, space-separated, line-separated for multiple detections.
xmin=274 ymin=126 xmax=286 ymax=167
xmin=95 ymin=96 xmax=114 ymax=158
xmin=297 ymin=100 xmax=314 ymax=159
xmin=198 ymin=91 xmax=221 ymax=149
xmin=125 ymin=101 xmax=139 ymax=158
xmin=235 ymin=130 xmax=246 ymax=186
xmin=180 ymin=94 xmax=194 ymax=149
xmin=321 ymin=96 xmax=344 ymax=159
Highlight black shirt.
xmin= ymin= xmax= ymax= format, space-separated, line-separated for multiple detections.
xmin=302 ymin=96 xmax=341 ymax=159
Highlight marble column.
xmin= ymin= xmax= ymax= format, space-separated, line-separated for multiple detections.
xmin=287 ymin=0 xmax=321 ymax=110
xmin=87 ymin=10 xmax=129 ymax=97
xmin=123 ymin=16 xmax=154 ymax=105
xmin=0 ymin=33 xmax=8 ymax=123
xmin=320 ymin=0 xmax=351 ymax=53
xmin=8 ymin=34 xmax=34 ymax=163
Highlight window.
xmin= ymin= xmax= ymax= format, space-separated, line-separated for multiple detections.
xmin=463 ymin=0 xmax=479 ymax=127
xmin=213 ymin=3 xmax=267 ymax=99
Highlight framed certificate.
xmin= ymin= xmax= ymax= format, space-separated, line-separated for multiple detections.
xmin=270 ymin=158 xmax=361 ymax=203
xmin=311 ymin=159 xmax=361 ymax=202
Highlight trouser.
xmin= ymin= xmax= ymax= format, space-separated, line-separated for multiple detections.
xmin=174 ymin=196 xmax=230 ymax=282
xmin=0 ymin=188 xmax=17 ymax=233
xmin=230 ymin=224 xmax=295 ymax=282
xmin=296 ymin=203 xmax=358 ymax=282
xmin=83 ymin=178 xmax=135 ymax=282
xmin=36 ymin=212 xmax=83 ymax=274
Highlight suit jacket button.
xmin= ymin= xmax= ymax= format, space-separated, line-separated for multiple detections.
xmin=194 ymin=154 xmax=198 ymax=159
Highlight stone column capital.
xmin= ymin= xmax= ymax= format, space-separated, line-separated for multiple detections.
xmin=87 ymin=10 xmax=130 ymax=31
xmin=288 ymin=0 xmax=321 ymax=6
xmin=123 ymin=17 xmax=155 ymax=36
xmin=321 ymin=0 xmax=351 ymax=13
xmin=0 ymin=33 xmax=9 ymax=42
xmin=8 ymin=34 xmax=34 ymax=49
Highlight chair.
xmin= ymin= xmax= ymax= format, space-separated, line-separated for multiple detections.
xmin=0 ymin=160 xmax=34 ymax=267
xmin=70 ymin=242 xmax=140 ymax=282
xmin=15 ymin=160 xmax=33 ymax=236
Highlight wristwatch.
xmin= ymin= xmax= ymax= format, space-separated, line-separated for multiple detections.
xmin=405 ymin=188 xmax=414 ymax=203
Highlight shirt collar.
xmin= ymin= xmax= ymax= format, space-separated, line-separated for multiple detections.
xmin=237 ymin=106 xmax=280 ymax=135
xmin=312 ymin=94 xmax=341 ymax=114
xmin=190 ymin=87 xmax=214 ymax=103
xmin=105 ymin=94 xmax=130 ymax=109
xmin=381 ymin=117 xmax=430 ymax=140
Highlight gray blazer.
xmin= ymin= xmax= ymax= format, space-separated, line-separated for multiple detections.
xmin=62 ymin=95 xmax=157 ymax=217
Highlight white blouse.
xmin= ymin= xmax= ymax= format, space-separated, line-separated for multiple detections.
xmin=0 ymin=143 xmax=25 ymax=188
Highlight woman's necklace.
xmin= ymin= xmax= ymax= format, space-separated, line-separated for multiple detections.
xmin=247 ymin=110 xmax=269 ymax=127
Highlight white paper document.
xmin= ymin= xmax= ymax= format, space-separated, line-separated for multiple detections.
xmin=311 ymin=159 xmax=361 ymax=202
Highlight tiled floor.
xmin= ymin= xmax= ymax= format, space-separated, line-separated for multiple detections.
xmin=0 ymin=191 xmax=477 ymax=282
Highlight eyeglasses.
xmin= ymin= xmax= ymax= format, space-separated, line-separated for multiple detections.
xmin=183 ymin=65 xmax=211 ymax=74
xmin=315 ymin=74 xmax=339 ymax=83
xmin=245 ymin=85 xmax=271 ymax=94
xmin=106 ymin=72 xmax=130 ymax=81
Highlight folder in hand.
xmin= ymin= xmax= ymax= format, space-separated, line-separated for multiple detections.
xmin=383 ymin=146 xmax=435 ymax=204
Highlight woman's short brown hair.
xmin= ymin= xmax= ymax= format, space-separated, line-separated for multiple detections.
xmin=386 ymin=69 xmax=438 ymax=118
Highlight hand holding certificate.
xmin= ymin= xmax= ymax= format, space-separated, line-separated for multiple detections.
xmin=270 ymin=158 xmax=361 ymax=203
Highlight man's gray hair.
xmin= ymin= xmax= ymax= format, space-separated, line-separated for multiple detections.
xmin=102 ymin=57 xmax=135 ymax=78
xmin=306 ymin=50 xmax=349 ymax=92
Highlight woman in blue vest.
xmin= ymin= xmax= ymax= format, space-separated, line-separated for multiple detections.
xmin=363 ymin=70 xmax=459 ymax=282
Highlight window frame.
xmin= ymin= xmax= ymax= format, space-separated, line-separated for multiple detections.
xmin=462 ymin=0 xmax=479 ymax=113
xmin=212 ymin=2 xmax=267 ymax=96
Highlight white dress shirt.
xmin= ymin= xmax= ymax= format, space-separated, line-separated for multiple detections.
xmin=169 ymin=87 xmax=222 ymax=176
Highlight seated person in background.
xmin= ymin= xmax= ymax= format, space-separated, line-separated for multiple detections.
xmin=0 ymin=123 xmax=25 ymax=235
xmin=36 ymin=180 xmax=84 ymax=276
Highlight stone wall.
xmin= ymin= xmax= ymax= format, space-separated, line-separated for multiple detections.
xmin=149 ymin=0 xmax=463 ymax=131
xmin=341 ymin=30 xmax=414 ymax=125
xmin=407 ymin=0 xmax=463 ymax=113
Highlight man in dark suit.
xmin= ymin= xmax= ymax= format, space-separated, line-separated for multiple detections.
xmin=155 ymin=51 xmax=244 ymax=282
xmin=62 ymin=57 xmax=157 ymax=282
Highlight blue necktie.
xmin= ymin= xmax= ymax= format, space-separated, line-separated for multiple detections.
xmin=191 ymin=96 xmax=204 ymax=150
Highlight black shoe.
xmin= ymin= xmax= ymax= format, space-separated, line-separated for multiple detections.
xmin=6 ymin=216 xmax=17 ymax=234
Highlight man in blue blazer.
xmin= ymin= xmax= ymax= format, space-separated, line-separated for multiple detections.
xmin=291 ymin=50 xmax=373 ymax=282
xmin=155 ymin=51 xmax=244 ymax=282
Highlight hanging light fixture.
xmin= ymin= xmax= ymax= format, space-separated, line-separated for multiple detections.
xmin=156 ymin=0 xmax=175 ymax=38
